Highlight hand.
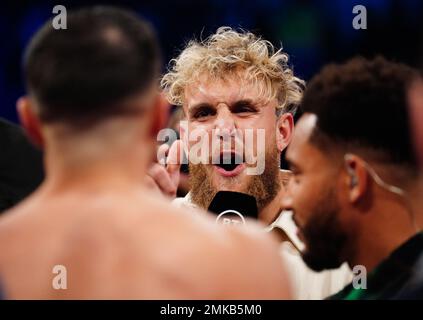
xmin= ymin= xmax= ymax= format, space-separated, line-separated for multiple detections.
xmin=145 ymin=140 xmax=183 ymax=198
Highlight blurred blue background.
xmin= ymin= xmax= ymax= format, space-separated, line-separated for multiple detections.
xmin=0 ymin=0 xmax=422 ymax=123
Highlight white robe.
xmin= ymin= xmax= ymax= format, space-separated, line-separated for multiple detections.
xmin=172 ymin=193 xmax=353 ymax=300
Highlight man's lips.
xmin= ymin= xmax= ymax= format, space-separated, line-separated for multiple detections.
xmin=211 ymin=151 xmax=245 ymax=177
xmin=214 ymin=163 xmax=246 ymax=177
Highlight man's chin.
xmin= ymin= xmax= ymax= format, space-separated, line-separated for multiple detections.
xmin=189 ymin=155 xmax=280 ymax=212
xmin=301 ymin=250 xmax=343 ymax=272
xmin=209 ymin=166 xmax=251 ymax=192
xmin=212 ymin=163 xmax=246 ymax=178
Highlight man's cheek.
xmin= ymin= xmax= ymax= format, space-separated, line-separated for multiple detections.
xmin=244 ymin=128 xmax=266 ymax=175
xmin=292 ymin=188 xmax=310 ymax=218
xmin=300 ymin=194 xmax=317 ymax=223
xmin=187 ymin=127 xmax=213 ymax=165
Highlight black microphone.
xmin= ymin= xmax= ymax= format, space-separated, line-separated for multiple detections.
xmin=208 ymin=191 xmax=258 ymax=225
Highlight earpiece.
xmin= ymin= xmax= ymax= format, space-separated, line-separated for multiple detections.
xmin=345 ymin=160 xmax=358 ymax=188
xmin=343 ymin=153 xmax=420 ymax=232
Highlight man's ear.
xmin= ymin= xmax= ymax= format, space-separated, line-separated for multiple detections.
xmin=17 ymin=97 xmax=44 ymax=149
xmin=276 ymin=112 xmax=294 ymax=152
xmin=343 ymin=155 xmax=369 ymax=204
xmin=149 ymin=94 xmax=170 ymax=139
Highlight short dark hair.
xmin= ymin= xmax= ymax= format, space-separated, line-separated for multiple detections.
xmin=24 ymin=6 xmax=161 ymax=126
xmin=301 ymin=56 xmax=418 ymax=170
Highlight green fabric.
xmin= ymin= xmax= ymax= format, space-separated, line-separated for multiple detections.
xmin=328 ymin=232 xmax=423 ymax=300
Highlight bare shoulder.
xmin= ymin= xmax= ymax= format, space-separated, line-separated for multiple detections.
xmin=135 ymin=201 xmax=292 ymax=299
xmin=0 ymin=196 xmax=44 ymax=249
xmin=208 ymin=221 xmax=292 ymax=299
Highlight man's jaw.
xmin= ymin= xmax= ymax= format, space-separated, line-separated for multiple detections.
xmin=291 ymin=212 xmax=306 ymax=243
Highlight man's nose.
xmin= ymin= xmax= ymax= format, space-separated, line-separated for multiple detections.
xmin=214 ymin=105 xmax=236 ymax=139
xmin=281 ymin=195 xmax=293 ymax=211
xmin=280 ymin=182 xmax=294 ymax=211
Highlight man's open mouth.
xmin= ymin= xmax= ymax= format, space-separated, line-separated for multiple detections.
xmin=214 ymin=152 xmax=245 ymax=176
xmin=218 ymin=163 xmax=239 ymax=171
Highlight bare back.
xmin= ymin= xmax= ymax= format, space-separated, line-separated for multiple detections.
xmin=0 ymin=186 xmax=290 ymax=299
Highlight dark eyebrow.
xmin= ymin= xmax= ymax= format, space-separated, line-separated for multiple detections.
xmin=188 ymin=103 xmax=215 ymax=115
xmin=188 ymin=102 xmax=214 ymax=111
xmin=230 ymin=99 xmax=257 ymax=109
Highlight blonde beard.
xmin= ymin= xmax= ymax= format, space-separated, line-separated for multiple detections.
xmin=189 ymin=147 xmax=281 ymax=212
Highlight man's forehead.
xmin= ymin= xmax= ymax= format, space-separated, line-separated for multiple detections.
xmin=293 ymin=114 xmax=317 ymax=143
xmin=184 ymin=73 xmax=267 ymax=108
xmin=287 ymin=113 xmax=317 ymax=157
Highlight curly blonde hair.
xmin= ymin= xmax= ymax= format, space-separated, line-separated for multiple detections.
xmin=161 ymin=27 xmax=305 ymax=114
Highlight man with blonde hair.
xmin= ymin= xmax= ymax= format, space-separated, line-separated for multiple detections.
xmin=159 ymin=27 xmax=302 ymax=218
xmin=149 ymin=27 xmax=353 ymax=299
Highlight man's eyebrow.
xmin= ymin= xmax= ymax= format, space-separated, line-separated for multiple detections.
xmin=230 ymin=99 xmax=258 ymax=107
xmin=188 ymin=99 xmax=258 ymax=110
xmin=233 ymin=99 xmax=253 ymax=104
xmin=188 ymin=102 xmax=214 ymax=111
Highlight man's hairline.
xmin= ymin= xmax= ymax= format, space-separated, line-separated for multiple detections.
xmin=307 ymin=119 xmax=418 ymax=186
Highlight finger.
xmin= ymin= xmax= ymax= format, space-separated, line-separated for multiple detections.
xmin=166 ymin=140 xmax=183 ymax=190
xmin=148 ymin=163 xmax=177 ymax=197
xmin=166 ymin=140 xmax=183 ymax=174
xmin=157 ymin=143 xmax=170 ymax=165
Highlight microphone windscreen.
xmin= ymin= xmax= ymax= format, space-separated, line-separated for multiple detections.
xmin=208 ymin=191 xmax=258 ymax=220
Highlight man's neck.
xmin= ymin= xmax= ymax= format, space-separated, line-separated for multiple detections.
xmin=44 ymin=159 xmax=149 ymax=195
xmin=349 ymin=198 xmax=422 ymax=272
xmin=258 ymin=170 xmax=292 ymax=225
xmin=41 ymin=130 xmax=152 ymax=195
xmin=258 ymin=194 xmax=283 ymax=225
